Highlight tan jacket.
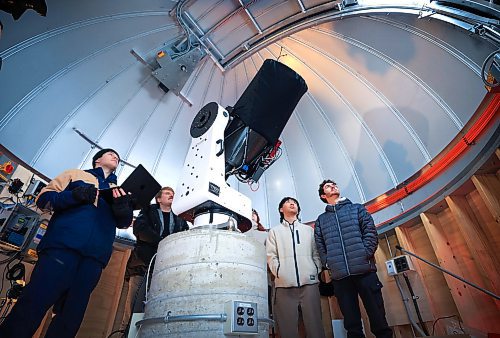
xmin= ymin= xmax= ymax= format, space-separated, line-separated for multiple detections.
xmin=266 ymin=220 xmax=321 ymax=288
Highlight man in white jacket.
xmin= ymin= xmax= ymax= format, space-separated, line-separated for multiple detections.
xmin=266 ymin=197 xmax=325 ymax=338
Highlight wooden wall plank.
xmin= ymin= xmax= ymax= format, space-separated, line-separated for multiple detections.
xmin=403 ymin=218 xmax=463 ymax=334
xmin=395 ymin=224 xmax=452 ymax=335
xmin=373 ymin=234 xmax=408 ymax=327
xmin=445 ymin=195 xmax=500 ymax=311
xmin=440 ymin=205 xmax=500 ymax=333
xmin=421 ymin=209 xmax=500 ymax=333
xmin=393 ymin=324 xmax=416 ymax=338
xmin=467 ymin=190 xmax=500 ymax=266
xmin=394 ymin=226 xmax=434 ymax=323
xmin=77 ymin=247 xmax=130 ymax=338
xmin=420 ymin=213 xmax=484 ymax=327
xmin=471 ymin=174 xmax=500 ymax=223
xmin=405 ymin=223 xmax=457 ymax=317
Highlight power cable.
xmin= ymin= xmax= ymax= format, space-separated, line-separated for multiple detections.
xmin=481 ymin=49 xmax=500 ymax=88
xmin=431 ymin=315 xmax=464 ymax=335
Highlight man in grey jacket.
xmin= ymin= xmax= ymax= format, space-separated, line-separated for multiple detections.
xmin=266 ymin=197 xmax=325 ymax=338
xmin=315 ymin=180 xmax=392 ymax=338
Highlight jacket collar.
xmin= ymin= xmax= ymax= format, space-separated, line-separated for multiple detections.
xmin=281 ymin=219 xmax=299 ymax=227
xmin=325 ymin=197 xmax=350 ymax=212
xmin=85 ymin=167 xmax=117 ymax=184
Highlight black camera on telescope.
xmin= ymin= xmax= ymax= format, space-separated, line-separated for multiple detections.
xmin=0 ymin=0 xmax=47 ymax=20
xmin=223 ymin=59 xmax=308 ymax=183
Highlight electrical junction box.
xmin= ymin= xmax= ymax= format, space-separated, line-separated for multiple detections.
xmin=224 ymin=300 xmax=258 ymax=336
xmin=385 ymin=255 xmax=415 ymax=276
xmin=0 ymin=204 xmax=40 ymax=251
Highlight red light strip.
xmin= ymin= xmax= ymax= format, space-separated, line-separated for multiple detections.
xmin=366 ymin=94 xmax=499 ymax=215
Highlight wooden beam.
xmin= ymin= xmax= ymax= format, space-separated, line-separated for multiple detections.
xmin=392 ymin=324 xmax=415 ymax=338
xmin=471 ymin=174 xmax=500 ymax=223
xmin=445 ymin=195 xmax=500 ymax=311
xmin=77 ymin=247 xmax=130 ymax=338
xmin=420 ymin=212 xmax=487 ymax=331
xmin=105 ymin=248 xmax=130 ymax=336
xmin=373 ymin=234 xmax=409 ymax=326
xmin=395 ymin=226 xmax=443 ymax=333
xmin=467 ymin=190 xmax=500 ymax=267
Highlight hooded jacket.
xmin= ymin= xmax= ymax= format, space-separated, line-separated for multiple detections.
xmin=314 ymin=198 xmax=378 ymax=280
xmin=266 ymin=220 xmax=321 ymax=288
xmin=36 ymin=167 xmax=132 ymax=266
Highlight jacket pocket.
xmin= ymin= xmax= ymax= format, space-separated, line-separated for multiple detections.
xmin=276 ymin=263 xmax=280 ymax=279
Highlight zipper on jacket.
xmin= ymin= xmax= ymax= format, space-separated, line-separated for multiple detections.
xmin=289 ymin=222 xmax=301 ymax=287
xmin=334 ymin=204 xmax=350 ymax=275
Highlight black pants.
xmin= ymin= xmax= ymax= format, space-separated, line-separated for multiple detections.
xmin=333 ymin=272 xmax=392 ymax=338
xmin=0 ymin=248 xmax=103 ymax=338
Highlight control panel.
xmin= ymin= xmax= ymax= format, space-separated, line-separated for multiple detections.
xmin=0 ymin=204 xmax=40 ymax=251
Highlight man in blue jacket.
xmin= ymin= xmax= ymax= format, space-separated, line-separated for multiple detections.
xmin=314 ymin=179 xmax=392 ymax=338
xmin=0 ymin=148 xmax=133 ymax=338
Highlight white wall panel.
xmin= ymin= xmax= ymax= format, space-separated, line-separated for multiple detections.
xmin=0 ymin=0 xmax=496 ymax=227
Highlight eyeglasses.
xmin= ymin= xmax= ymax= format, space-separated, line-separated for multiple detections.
xmin=323 ymin=183 xmax=337 ymax=189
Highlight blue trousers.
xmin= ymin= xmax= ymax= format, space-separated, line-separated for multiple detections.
xmin=0 ymin=248 xmax=103 ymax=338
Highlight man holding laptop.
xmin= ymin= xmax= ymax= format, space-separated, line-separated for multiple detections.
xmin=0 ymin=148 xmax=134 ymax=338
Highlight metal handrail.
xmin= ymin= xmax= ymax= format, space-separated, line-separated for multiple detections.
xmin=396 ymin=245 xmax=500 ymax=300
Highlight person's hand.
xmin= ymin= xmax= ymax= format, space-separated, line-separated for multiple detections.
xmin=111 ymin=188 xmax=132 ymax=218
xmin=72 ymin=185 xmax=98 ymax=204
xmin=112 ymin=187 xmax=127 ymax=199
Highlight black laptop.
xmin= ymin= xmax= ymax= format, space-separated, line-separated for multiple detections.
xmin=100 ymin=164 xmax=161 ymax=210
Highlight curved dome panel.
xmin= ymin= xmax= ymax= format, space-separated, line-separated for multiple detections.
xmin=0 ymin=0 xmax=498 ymax=228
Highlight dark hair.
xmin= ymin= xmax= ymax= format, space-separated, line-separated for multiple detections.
xmin=155 ymin=187 xmax=174 ymax=202
xmin=252 ymin=209 xmax=260 ymax=223
xmin=92 ymin=148 xmax=120 ymax=168
xmin=318 ymin=179 xmax=335 ymax=203
xmin=252 ymin=209 xmax=266 ymax=231
xmin=278 ymin=197 xmax=301 ymax=222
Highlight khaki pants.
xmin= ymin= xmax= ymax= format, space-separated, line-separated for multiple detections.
xmin=274 ymin=284 xmax=326 ymax=338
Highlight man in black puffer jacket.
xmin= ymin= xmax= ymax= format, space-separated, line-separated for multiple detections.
xmin=118 ymin=186 xmax=189 ymax=332
xmin=314 ymin=179 xmax=392 ymax=338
